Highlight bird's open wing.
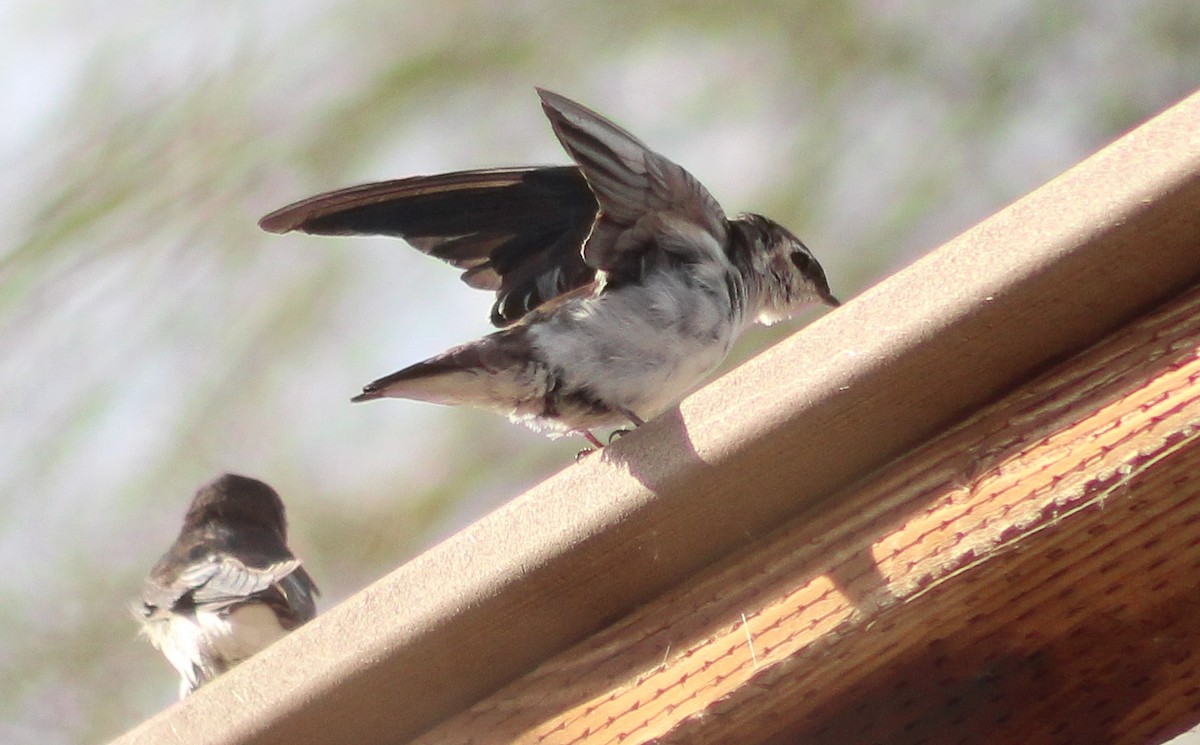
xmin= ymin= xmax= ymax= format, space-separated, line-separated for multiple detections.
xmin=259 ymin=166 xmax=598 ymax=326
xmin=536 ymin=89 xmax=729 ymax=280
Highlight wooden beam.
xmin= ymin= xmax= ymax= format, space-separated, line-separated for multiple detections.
xmin=411 ymin=279 xmax=1200 ymax=744
xmin=112 ymin=89 xmax=1200 ymax=745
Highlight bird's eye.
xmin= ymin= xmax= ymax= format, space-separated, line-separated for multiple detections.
xmin=790 ymin=251 xmax=814 ymax=273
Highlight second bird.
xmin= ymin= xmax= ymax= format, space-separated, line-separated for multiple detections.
xmin=260 ymin=89 xmax=839 ymax=448
xmin=139 ymin=474 xmax=319 ymax=698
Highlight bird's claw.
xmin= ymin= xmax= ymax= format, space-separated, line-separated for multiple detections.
xmin=608 ymin=429 xmax=632 ymax=444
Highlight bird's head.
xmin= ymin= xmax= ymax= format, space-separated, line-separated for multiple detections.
xmin=182 ymin=473 xmax=289 ymax=539
xmin=732 ymin=213 xmax=839 ymax=325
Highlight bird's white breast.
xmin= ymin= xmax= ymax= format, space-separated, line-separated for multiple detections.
xmin=530 ymin=261 xmax=743 ymax=422
xmin=142 ymin=603 xmax=289 ymax=698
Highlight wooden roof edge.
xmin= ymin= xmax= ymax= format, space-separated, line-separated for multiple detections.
xmin=111 ymin=88 xmax=1200 ymax=745
xmin=413 ymin=251 xmax=1200 ymax=745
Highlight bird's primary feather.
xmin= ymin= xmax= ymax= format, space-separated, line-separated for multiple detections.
xmin=260 ymin=166 xmax=597 ymax=327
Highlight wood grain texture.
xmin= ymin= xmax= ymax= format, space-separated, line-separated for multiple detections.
xmin=411 ymin=283 xmax=1200 ymax=744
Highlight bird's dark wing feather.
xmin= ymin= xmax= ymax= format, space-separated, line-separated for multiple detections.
xmin=536 ymin=88 xmax=729 ymax=279
xmin=182 ymin=556 xmax=302 ymax=605
xmin=259 ymin=166 xmax=598 ymax=326
xmin=275 ymin=565 xmax=319 ymax=628
xmin=143 ymin=525 xmax=319 ymax=619
xmin=143 ymin=552 xmax=304 ymax=610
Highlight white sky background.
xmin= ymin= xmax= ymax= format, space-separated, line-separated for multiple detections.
xmin=1 ymin=1 xmax=1199 ymax=742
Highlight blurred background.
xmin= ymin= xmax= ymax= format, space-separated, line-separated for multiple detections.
xmin=1 ymin=1 xmax=1198 ymax=742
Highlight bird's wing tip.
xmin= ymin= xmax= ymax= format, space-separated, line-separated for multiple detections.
xmin=257 ymin=210 xmax=298 ymax=234
xmin=351 ymin=384 xmax=387 ymax=402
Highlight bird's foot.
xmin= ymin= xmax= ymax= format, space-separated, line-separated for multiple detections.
xmin=575 ymin=430 xmax=604 ymax=460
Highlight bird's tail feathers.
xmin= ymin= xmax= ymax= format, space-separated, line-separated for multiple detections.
xmin=351 ymin=337 xmax=533 ymax=411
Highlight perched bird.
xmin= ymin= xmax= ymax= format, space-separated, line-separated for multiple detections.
xmin=138 ymin=474 xmax=319 ymax=699
xmin=260 ymin=89 xmax=839 ymax=447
